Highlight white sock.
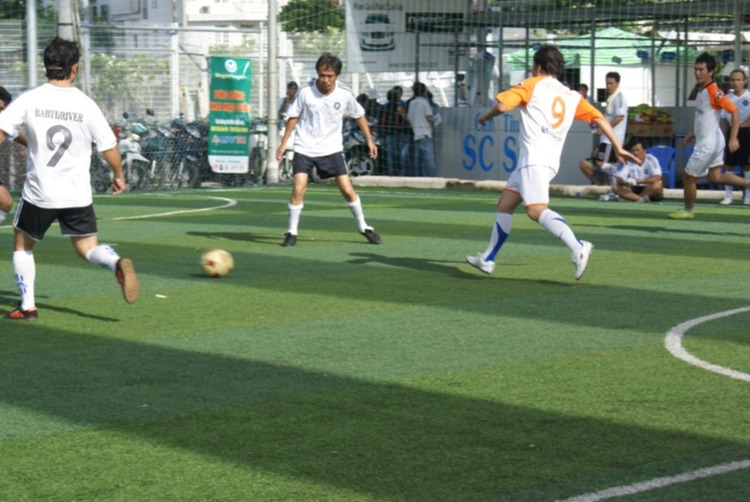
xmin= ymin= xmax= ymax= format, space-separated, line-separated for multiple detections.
xmin=0 ymin=210 xmax=6 ymax=224
xmin=725 ymin=184 xmax=733 ymax=198
xmin=346 ymin=196 xmax=368 ymax=232
xmin=13 ymin=250 xmax=35 ymax=311
xmin=538 ymin=209 xmax=580 ymax=253
xmin=287 ymin=202 xmax=303 ymax=235
xmin=86 ymin=244 xmax=120 ymax=271
xmin=483 ymin=212 xmax=512 ymax=261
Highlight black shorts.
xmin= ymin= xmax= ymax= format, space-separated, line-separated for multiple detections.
xmin=589 ymin=142 xmax=617 ymax=166
xmin=292 ymin=152 xmax=348 ymax=180
xmin=13 ymin=198 xmax=98 ymax=241
xmin=725 ymin=128 xmax=750 ymax=167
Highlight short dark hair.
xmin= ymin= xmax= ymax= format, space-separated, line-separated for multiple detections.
xmin=533 ymin=44 xmax=565 ymax=79
xmin=287 ymin=81 xmax=298 ymax=89
xmin=315 ymin=53 xmax=342 ymax=75
xmin=0 ymin=86 xmax=11 ymax=106
xmin=695 ymin=52 xmax=716 ymax=72
xmin=605 ymin=72 xmax=621 ymax=83
xmin=628 ymin=137 xmax=646 ymax=150
xmin=412 ymin=81 xmax=427 ymax=96
xmin=44 ymin=36 xmax=80 ymax=80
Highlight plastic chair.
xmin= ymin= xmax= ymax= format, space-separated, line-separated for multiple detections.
xmin=647 ymin=145 xmax=677 ymax=188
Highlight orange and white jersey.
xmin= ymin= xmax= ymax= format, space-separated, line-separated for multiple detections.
xmin=497 ymin=76 xmax=601 ymax=173
xmin=693 ymin=81 xmax=735 ymax=151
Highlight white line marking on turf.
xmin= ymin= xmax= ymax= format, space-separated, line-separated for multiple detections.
xmin=665 ymin=305 xmax=750 ymax=382
xmin=560 ymin=459 xmax=750 ymax=502
xmin=101 ymin=195 xmax=237 ymax=221
xmin=561 ymin=308 xmax=750 ymax=501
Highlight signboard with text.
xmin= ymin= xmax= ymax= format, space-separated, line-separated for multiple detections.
xmin=345 ymin=0 xmax=468 ymax=74
xmin=208 ymin=57 xmax=252 ymax=174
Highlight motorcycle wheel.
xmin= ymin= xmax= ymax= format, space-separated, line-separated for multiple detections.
xmin=346 ymin=151 xmax=375 ymax=176
xmin=126 ymin=160 xmax=150 ymax=191
xmin=172 ymin=160 xmax=201 ymax=190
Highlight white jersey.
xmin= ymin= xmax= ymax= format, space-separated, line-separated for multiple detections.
xmin=0 ymin=83 xmax=116 ymax=208
xmin=407 ymin=96 xmax=433 ymax=140
xmin=496 ymin=75 xmax=602 ymax=173
xmin=287 ymin=79 xmax=364 ymax=157
xmin=693 ymin=81 xmax=734 ymax=153
xmin=600 ymin=91 xmax=628 ymax=145
xmin=721 ymin=90 xmax=750 ymax=124
xmin=618 ymin=153 xmax=662 ymax=184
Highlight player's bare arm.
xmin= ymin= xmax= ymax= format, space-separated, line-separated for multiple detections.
xmin=276 ymin=117 xmax=298 ymax=162
xmin=593 ymin=116 xmax=640 ymax=165
xmin=355 ymin=115 xmax=378 ymax=159
xmin=727 ymin=108 xmax=740 ymax=153
xmin=102 ymin=147 xmax=126 ymax=195
xmin=478 ymin=102 xmax=508 ymax=126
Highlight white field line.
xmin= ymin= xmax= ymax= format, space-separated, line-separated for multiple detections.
xmin=100 ymin=195 xmax=237 ymax=222
xmin=664 ymin=306 xmax=750 ymax=383
xmin=560 ymin=459 xmax=750 ymax=502
xmin=561 ymin=307 xmax=750 ymax=501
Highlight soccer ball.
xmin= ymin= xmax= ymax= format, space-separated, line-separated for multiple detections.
xmin=200 ymin=248 xmax=234 ymax=277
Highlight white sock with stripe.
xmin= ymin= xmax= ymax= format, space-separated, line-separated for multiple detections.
xmin=86 ymin=244 xmax=120 ymax=271
xmin=538 ymin=209 xmax=581 ymax=253
xmin=13 ymin=250 xmax=36 ymax=311
xmin=482 ymin=212 xmax=512 ymax=261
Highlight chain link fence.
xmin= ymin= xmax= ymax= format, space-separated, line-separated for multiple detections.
xmin=1 ymin=1 xmax=748 ymax=190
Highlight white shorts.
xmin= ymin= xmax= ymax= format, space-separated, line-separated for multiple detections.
xmin=685 ymin=135 xmax=725 ymax=178
xmin=504 ymin=165 xmax=557 ymax=206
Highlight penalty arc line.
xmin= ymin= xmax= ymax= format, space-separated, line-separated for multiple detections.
xmin=560 ymin=307 xmax=750 ymax=501
xmin=100 ymin=195 xmax=238 ymax=222
xmin=664 ymin=305 xmax=750 ymax=383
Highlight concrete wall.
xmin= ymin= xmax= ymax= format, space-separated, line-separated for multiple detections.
xmin=433 ymin=106 xmax=694 ymax=186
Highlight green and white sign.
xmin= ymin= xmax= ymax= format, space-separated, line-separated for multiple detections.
xmin=208 ymin=57 xmax=252 ymax=174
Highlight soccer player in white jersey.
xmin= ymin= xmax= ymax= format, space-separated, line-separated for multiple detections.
xmin=0 ymin=86 xmax=27 ymax=224
xmin=275 ymin=53 xmax=381 ymax=247
xmin=718 ymin=69 xmax=750 ymax=206
xmin=668 ymin=53 xmax=747 ymax=219
xmin=0 ymin=37 xmax=139 ymax=320
xmin=612 ymin=138 xmax=664 ymax=203
xmin=466 ymin=45 xmax=639 ymax=280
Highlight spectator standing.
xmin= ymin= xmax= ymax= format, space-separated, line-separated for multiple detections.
xmin=406 ymin=82 xmax=436 ymax=177
xmin=278 ymin=81 xmax=299 ymax=127
xmin=0 ymin=37 xmax=139 ymax=320
xmin=579 ymin=72 xmax=628 ymax=197
xmin=380 ymin=88 xmax=409 ymax=176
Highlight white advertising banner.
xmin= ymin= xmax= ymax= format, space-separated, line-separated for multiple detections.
xmin=345 ymin=0 xmax=469 ymax=74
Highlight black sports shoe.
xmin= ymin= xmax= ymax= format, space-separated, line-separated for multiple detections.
xmin=282 ymin=232 xmax=297 ymax=247
xmin=4 ymin=306 xmax=39 ymax=320
xmin=360 ymin=227 xmax=381 ymax=245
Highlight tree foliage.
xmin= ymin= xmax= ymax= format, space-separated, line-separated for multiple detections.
xmin=0 ymin=0 xmax=56 ymax=20
xmin=279 ymin=0 xmax=344 ymax=34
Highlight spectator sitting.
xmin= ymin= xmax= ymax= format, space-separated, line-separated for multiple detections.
xmin=612 ymin=138 xmax=664 ymax=202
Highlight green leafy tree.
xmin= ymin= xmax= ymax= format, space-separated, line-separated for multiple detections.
xmin=0 ymin=0 xmax=56 ymax=20
xmin=279 ymin=0 xmax=343 ymax=34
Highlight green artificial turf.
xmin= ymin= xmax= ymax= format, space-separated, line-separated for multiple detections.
xmin=0 ymin=185 xmax=748 ymax=501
